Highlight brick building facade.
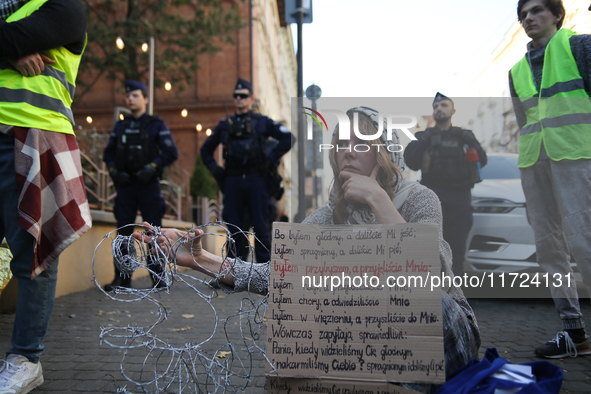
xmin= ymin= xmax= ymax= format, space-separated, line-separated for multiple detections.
xmin=73 ymin=0 xmax=297 ymax=221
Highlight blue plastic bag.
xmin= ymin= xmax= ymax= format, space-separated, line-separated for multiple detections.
xmin=436 ymin=348 xmax=563 ymax=394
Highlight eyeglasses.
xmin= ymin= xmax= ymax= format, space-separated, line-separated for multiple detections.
xmin=233 ymin=93 xmax=250 ymax=99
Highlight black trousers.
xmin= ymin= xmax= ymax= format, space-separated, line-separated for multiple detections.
xmin=113 ymin=179 xmax=166 ymax=279
xmin=431 ymin=187 xmax=473 ymax=276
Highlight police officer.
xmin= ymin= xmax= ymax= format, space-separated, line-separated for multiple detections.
xmin=201 ymin=78 xmax=292 ymax=263
xmin=103 ymin=80 xmax=178 ymax=290
xmin=404 ymin=93 xmax=487 ymax=276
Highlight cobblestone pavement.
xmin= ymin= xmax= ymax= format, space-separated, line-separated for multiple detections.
xmin=471 ymin=297 xmax=591 ymax=394
xmin=1 ymin=275 xmax=590 ymax=393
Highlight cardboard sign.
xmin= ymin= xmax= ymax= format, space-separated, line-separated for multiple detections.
xmin=265 ymin=222 xmax=445 ymax=392
xmin=267 ymin=377 xmax=424 ymax=394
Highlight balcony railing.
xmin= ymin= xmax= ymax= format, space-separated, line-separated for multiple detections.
xmin=192 ymin=196 xmax=222 ymax=225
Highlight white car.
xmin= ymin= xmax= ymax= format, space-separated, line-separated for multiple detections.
xmin=464 ymin=153 xmax=540 ymax=275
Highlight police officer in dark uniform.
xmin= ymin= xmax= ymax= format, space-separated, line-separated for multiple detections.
xmin=103 ymin=80 xmax=179 ymax=290
xmin=404 ymin=93 xmax=487 ymax=276
xmin=201 ymin=78 xmax=293 ymax=263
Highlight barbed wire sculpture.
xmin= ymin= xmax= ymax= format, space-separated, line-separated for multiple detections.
xmin=92 ymin=222 xmax=280 ymax=393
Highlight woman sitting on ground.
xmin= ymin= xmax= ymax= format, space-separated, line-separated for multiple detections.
xmin=133 ymin=107 xmax=481 ymax=386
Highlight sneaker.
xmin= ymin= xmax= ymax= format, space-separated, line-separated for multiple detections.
xmin=0 ymin=354 xmax=43 ymax=394
xmin=103 ymin=277 xmax=132 ymax=292
xmin=535 ymin=331 xmax=591 ymax=358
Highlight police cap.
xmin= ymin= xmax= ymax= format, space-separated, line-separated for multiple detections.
xmin=234 ymin=78 xmax=253 ymax=93
xmin=125 ymin=80 xmax=147 ymax=94
xmin=433 ymin=92 xmax=453 ymax=104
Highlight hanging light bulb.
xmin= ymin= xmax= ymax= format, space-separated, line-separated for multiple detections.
xmin=119 ymin=114 xmax=124 ymax=121
xmin=141 ymin=42 xmax=148 ymax=52
xmin=206 ymin=128 xmax=212 ymax=136
xmin=196 ymin=123 xmax=202 ymax=132
xmin=164 ymin=81 xmax=172 ymax=91
xmin=181 ymin=109 xmax=188 ymax=117
xmin=86 ymin=116 xmax=93 ymax=124
xmin=116 ymin=36 xmax=125 ymax=50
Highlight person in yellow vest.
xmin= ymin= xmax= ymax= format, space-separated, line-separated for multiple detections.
xmin=0 ymin=0 xmax=89 ymax=392
xmin=510 ymin=0 xmax=591 ymax=358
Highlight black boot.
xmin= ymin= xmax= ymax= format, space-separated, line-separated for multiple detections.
xmin=151 ymin=274 xmax=167 ymax=289
xmin=104 ymin=277 xmax=132 ymax=292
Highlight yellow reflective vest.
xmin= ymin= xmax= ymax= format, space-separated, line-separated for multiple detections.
xmin=511 ymin=28 xmax=591 ymax=168
xmin=0 ymin=0 xmax=85 ymax=135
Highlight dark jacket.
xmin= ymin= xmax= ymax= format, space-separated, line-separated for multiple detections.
xmin=103 ymin=113 xmax=178 ymax=177
xmin=200 ymin=110 xmax=293 ymax=175
xmin=404 ymin=126 xmax=487 ymax=190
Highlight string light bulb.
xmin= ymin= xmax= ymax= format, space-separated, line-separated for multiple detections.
xmin=196 ymin=124 xmax=202 ymax=132
xmin=181 ymin=109 xmax=188 ymax=117
xmin=116 ymin=36 xmax=124 ymax=50
xmin=141 ymin=42 xmax=148 ymax=52
xmin=86 ymin=116 xmax=93 ymax=124
xmin=164 ymin=81 xmax=171 ymax=91
xmin=206 ymin=128 xmax=212 ymax=136
xmin=119 ymin=114 xmax=124 ymax=121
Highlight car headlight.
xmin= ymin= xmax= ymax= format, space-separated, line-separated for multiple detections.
xmin=472 ymin=198 xmax=525 ymax=214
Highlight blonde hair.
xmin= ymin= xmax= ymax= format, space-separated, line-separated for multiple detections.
xmin=329 ymin=110 xmax=402 ymax=224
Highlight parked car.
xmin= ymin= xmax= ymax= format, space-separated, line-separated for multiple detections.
xmin=464 ymin=153 xmax=540 ymax=276
xmin=466 ymin=153 xmax=589 ymax=296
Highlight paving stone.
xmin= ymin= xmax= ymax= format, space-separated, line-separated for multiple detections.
xmin=564 ymin=363 xmax=591 ymax=372
xmin=42 ymin=361 xmax=78 ymax=371
xmin=2 ymin=278 xmax=591 ymax=393
xmin=38 ymin=379 xmax=77 ymax=391
xmin=561 ymin=380 xmax=591 ymax=392
xmin=561 ymin=370 xmax=590 ymax=381
xmin=67 ymin=380 xmax=112 ymax=392
xmin=41 ymin=370 xmax=77 ymax=380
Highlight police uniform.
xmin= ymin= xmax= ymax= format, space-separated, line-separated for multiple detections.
xmin=200 ymin=79 xmax=292 ymax=263
xmin=103 ymin=80 xmax=179 ymax=286
xmin=404 ymin=93 xmax=487 ymax=276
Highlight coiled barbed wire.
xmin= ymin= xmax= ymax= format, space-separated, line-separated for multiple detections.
xmin=92 ymin=222 xmax=279 ymax=393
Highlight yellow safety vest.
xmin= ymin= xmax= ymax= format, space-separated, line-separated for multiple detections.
xmin=511 ymin=28 xmax=591 ymax=167
xmin=0 ymin=0 xmax=85 ymax=135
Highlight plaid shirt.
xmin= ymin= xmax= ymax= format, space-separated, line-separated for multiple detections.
xmin=12 ymin=127 xmax=91 ymax=278
xmin=0 ymin=0 xmax=29 ymax=20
